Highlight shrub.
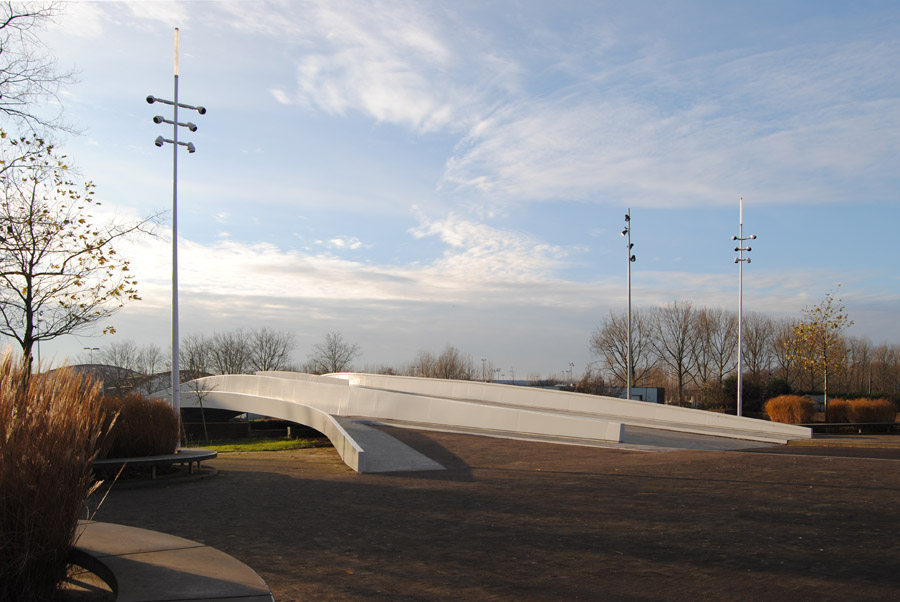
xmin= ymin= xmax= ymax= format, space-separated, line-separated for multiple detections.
xmin=99 ymin=392 xmax=179 ymax=459
xmin=764 ymin=395 xmax=814 ymax=424
xmin=848 ymin=398 xmax=896 ymax=423
xmin=0 ymin=350 xmax=105 ymax=601
xmin=828 ymin=398 xmax=852 ymax=423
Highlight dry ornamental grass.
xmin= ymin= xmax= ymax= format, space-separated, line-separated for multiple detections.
xmin=0 ymin=349 xmax=106 ymax=601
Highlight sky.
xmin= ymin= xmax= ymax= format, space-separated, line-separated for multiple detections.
xmin=17 ymin=0 xmax=900 ymax=377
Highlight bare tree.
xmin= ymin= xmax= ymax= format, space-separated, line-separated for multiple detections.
xmin=434 ymin=345 xmax=475 ymax=380
xmin=135 ymin=343 xmax=164 ymax=376
xmin=650 ymin=301 xmax=698 ymax=405
xmin=772 ymin=319 xmax=798 ymax=387
xmin=0 ymin=1 xmax=74 ymax=131
xmin=98 ymin=340 xmax=139 ymax=390
xmin=589 ymin=308 xmax=655 ymax=388
xmin=407 ymin=349 xmax=435 ymax=378
xmin=208 ymin=329 xmax=251 ymax=375
xmin=308 ymin=331 xmax=360 ymax=374
xmin=742 ymin=311 xmax=776 ymax=377
xmin=407 ymin=345 xmax=475 ymax=380
xmin=871 ymin=343 xmax=900 ymax=394
xmin=690 ymin=307 xmax=737 ymax=402
xmin=248 ymin=327 xmax=295 ymax=372
xmin=180 ymin=333 xmax=211 ymax=378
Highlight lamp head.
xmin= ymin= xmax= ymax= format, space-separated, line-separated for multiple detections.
xmin=621 ymin=229 xmax=628 ymax=237
xmin=749 ymin=234 xmax=757 ymax=239
xmin=624 ymin=214 xmax=630 ymax=222
xmin=154 ymin=135 xmax=165 ymax=147
xmin=152 ymin=115 xmax=164 ymax=124
xmin=146 ymin=95 xmax=156 ymax=104
xmin=186 ymin=122 xmax=197 ymax=132
xmin=196 ymin=106 xmax=207 ymax=115
xmin=186 ymin=142 xmax=196 ymax=153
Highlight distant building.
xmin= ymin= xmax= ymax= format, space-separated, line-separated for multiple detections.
xmin=608 ymin=386 xmax=666 ymax=404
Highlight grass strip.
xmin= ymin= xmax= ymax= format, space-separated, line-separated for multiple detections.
xmin=788 ymin=438 xmax=900 ymax=448
xmin=193 ymin=438 xmax=330 ymax=453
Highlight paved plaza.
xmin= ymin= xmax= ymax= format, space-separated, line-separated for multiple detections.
xmin=91 ymin=428 xmax=900 ymax=601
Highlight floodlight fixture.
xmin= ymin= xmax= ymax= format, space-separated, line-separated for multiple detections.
xmin=154 ymin=135 xmax=165 ymax=147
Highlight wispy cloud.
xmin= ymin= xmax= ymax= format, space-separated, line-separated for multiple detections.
xmin=441 ymin=36 xmax=900 ymax=209
xmin=224 ymin=0 xmax=518 ymax=133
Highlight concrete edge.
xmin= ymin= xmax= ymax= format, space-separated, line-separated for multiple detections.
xmin=73 ymin=521 xmax=274 ymax=602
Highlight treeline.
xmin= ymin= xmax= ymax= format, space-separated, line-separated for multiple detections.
xmin=89 ymin=333 xmax=509 ymax=394
xmin=591 ymin=300 xmax=900 ymax=411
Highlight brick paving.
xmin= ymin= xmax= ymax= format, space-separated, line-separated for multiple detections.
xmin=91 ymin=428 xmax=900 ymax=601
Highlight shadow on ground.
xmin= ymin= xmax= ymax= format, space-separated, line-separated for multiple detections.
xmin=91 ymin=431 xmax=900 ymax=601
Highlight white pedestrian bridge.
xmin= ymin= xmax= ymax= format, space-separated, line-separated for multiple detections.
xmin=182 ymin=372 xmax=811 ymax=473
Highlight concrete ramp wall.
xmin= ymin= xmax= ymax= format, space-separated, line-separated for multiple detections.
xmin=327 ymin=372 xmax=810 ymax=443
xmin=182 ymin=371 xmax=810 ymax=472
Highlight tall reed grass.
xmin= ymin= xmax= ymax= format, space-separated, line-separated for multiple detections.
xmin=0 ymin=349 xmax=106 ymax=601
xmin=764 ymin=394 xmax=814 ymax=424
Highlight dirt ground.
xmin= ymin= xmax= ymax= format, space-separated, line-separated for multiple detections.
xmin=90 ymin=429 xmax=900 ymax=601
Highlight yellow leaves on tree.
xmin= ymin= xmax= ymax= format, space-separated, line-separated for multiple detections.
xmin=0 ymin=131 xmax=153 ymax=366
xmin=786 ymin=289 xmax=853 ymax=418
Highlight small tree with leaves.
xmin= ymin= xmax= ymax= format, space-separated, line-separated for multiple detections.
xmin=787 ymin=290 xmax=853 ymax=419
xmin=0 ymin=132 xmax=150 ymax=370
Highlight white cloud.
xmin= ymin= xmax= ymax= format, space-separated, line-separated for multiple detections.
xmin=326 ymin=236 xmax=364 ymax=251
xmin=269 ymin=88 xmax=290 ymax=105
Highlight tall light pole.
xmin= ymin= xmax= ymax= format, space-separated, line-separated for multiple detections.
xmin=621 ymin=210 xmax=636 ymax=401
xmin=732 ymin=197 xmax=756 ymax=416
xmin=83 ymin=346 xmax=100 ymax=365
xmin=147 ymin=28 xmax=206 ymax=440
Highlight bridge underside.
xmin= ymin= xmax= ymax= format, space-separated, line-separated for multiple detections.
xmin=181 ymin=372 xmax=811 ymax=473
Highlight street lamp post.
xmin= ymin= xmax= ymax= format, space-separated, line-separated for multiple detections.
xmin=83 ymin=346 xmax=100 ymax=365
xmin=732 ymin=197 xmax=756 ymax=416
xmin=621 ymin=210 xmax=636 ymax=401
xmin=147 ymin=28 xmax=206 ymax=440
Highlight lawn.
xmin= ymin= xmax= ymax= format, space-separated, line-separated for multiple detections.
xmin=193 ymin=437 xmax=329 ymax=453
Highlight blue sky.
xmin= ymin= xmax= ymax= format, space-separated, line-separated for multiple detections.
xmin=25 ymin=0 xmax=900 ymax=376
